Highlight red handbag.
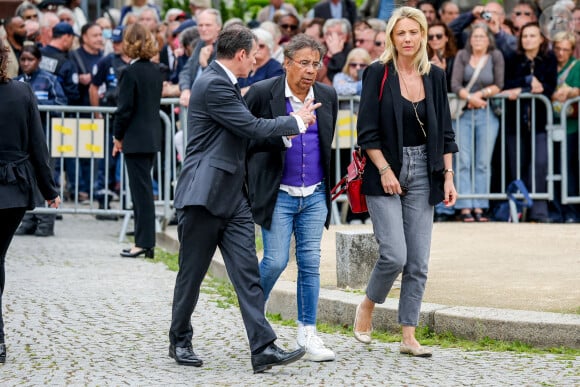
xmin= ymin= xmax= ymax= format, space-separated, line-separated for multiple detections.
xmin=331 ymin=149 xmax=368 ymax=213
xmin=330 ymin=65 xmax=389 ymax=214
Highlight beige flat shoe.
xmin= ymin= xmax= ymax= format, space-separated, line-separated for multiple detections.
xmin=400 ymin=342 xmax=432 ymax=357
xmin=353 ymin=304 xmax=372 ymax=344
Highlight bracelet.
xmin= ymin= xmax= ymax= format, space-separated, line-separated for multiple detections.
xmin=379 ymin=165 xmax=391 ymax=175
xmin=443 ymin=168 xmax=455 ymax=177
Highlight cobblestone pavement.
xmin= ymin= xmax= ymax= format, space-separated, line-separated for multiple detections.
xmin=1 ymin=215 xmax=578 ymax=386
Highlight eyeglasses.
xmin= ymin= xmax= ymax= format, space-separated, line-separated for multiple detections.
xmin=280 ymin=24 xmax=298 ymax=31
xmin=428 ymin=33 xmax=444 ymax=41
xmin=288 ymin=58 xmax=322 ymax=70
xmin=354 ymin=38 xmax=372 ymax=45
xmin=374 ymin=41 xmax=384 ymax=47
xmin=513 ymin=11 xmax=533 ymax=17
xmin=349 ymin=62 xmax=368 ymax=69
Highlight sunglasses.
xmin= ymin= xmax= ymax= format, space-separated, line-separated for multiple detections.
xmin=354 ymin=38 xmax=371 ymax=45
xmin=514 ymin=11 xmax=533 ymax=17
xmin=280 ymin=24 xmax=298 ymax=31
xmin=428 ymin=33 xmax=444 ymax=41
xmin=349 ymin=62 xmax=368 ymax=68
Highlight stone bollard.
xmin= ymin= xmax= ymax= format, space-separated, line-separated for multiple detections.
xmin=336 ymin=230 xmax=379 ymax=289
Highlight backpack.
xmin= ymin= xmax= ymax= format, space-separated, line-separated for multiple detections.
xmin=493 ymin=180 xmax=533 ymax=222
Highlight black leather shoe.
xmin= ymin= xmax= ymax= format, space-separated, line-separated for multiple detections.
xmin=169 ymin=344 xmax=203 ymax=367
xmin=251 ymin=343 xmax=305 ymax=374
xmin=120 ymin=248 xmax=154 ymax=258
xmin=0 ymin=343 xmax=6 ymax=363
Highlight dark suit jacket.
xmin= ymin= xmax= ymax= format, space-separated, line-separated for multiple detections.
xmin=113 ymin=59 xmax=163 ymax=154
xmin=173 ymin=61 xmax=302 ymax=219
xmin=0 ymin=80 xmax=58 ymax=209
xmin=357 ymin=61 xmax=458 ymax=205
xmin=245 ymin=76 xmax=338 ymax=230
xmin=313 ymin=0 xmax=358 ymax=27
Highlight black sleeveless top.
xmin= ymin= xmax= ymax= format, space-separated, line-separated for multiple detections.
xmin=402 ymin=97 xmax=427 ymax=146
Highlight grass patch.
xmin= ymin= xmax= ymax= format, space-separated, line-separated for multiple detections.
xmin=154 ymin=247 xmax=580 ymax=356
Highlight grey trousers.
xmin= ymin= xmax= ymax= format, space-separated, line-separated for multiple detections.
xmin=366 ymin=145 xmax=434 ymax=326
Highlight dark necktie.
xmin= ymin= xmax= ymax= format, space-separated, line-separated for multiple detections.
xmin=235 ymin=83 xmax=247 ymax=107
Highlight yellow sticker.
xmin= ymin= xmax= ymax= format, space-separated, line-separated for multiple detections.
xmin=54 ymin=125 xmax=73 ymax=135
xmin=57 ymin=145 xmax=73 ymax=153
xmin=80 ymin=123 xmax=98 ymax=131
xmin=85 ymin=144 xmax=102 ymax=153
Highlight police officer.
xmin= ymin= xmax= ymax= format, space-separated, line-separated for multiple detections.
xmin=40 ymin=22 xmax=79 ymax=105
xmin=90 ymin=26 xmax=130 ymax=219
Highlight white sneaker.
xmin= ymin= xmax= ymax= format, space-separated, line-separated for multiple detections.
xmin=297 ymin=326 xmax=335 ymax=362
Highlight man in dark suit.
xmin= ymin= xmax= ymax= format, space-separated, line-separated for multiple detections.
xmin=245 ymin=34 xmax=338 ymax=362
xmin=313 ymin=0 xmax=358 ymax=28
xmin=169 ymin=27 xmax=321 ymax=373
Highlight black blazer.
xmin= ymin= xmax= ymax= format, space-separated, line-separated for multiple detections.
xmin=114 ymin=59 xmax=163 ymax=154
xmin=357 ymin=61 xmax=458 ymax=205
xmin=245 ymin=76 xmax=338 ymax=230
xmin=0 ymin=80 xmax=58 ymax=209
xmin=504 ymin=52 xmax=557 ymax=135
xmin=173 ymin=61 xmax=301 ymax=219
xmin=313 ymin=0 xmax=358 ymax=28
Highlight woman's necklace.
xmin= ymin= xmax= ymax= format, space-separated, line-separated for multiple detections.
xmin=399 ymin=71 xmax=427 ymax=139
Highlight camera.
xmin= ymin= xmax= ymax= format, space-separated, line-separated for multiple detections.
xmin=481 ymin=11 xmax=492 ymax=21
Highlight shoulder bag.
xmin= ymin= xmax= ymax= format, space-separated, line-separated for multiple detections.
xmin=330 ymin=65 xmax=389 ymax=213
xmin=449 ymin=55 xmax=488 ymax=119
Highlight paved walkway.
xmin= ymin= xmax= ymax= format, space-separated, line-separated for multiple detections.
xmin=1 ymin=215 xmax=579 ymax=385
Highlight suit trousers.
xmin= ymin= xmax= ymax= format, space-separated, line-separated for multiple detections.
xmin=169 ymin=202 xmax=277 ymax=353
xmin=0 ymin=207 xmax=27 ymax=341
xmin=124 ymin=153 xmax=156 ymax=249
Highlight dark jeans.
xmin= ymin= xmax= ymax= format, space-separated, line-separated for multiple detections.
xmin=0 ymin=207 xmax=27 ymax=342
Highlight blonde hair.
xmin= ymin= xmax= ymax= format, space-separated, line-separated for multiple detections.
xmin=379 ymin=6 xmax=431 ymax=75
xmin=552 ymin=30 xmax=576 ymax=48
xmin=342 ymin=48 xmax=372 ymax=74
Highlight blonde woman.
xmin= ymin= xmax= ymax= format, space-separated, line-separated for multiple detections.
xmin=353 ymin=7 xmax=458 ymax=357
xmin=333 ymin=47 xmax=371 ymax=110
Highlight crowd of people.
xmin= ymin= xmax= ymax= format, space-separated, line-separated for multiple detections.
xmin=4 ymin=0 xmax=577 ymax=372
xmin=1 ymin=0 xmax=578 ymax=226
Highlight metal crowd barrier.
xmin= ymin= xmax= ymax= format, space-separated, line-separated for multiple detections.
xmin=32 ymin=105 xmax=173 ymax=241
xmin=32 ymin=92 xmax=578 ymax=229
xmin=555 ymin=96 xmax=580 ymax=206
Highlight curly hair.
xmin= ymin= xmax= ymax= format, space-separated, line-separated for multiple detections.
xmin=0 ymin=39 xmax=9 ymax=83
xmin=123 ymin=23 xmax=158 ymax=60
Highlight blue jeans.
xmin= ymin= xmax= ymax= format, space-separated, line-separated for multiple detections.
xmin=365 ymin=145 xmax=433 ymax=327
xmin=456 ymin=108 xmax=499 ymax=210
xmin=259 ymin=182 xmax=327 ymax=326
